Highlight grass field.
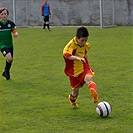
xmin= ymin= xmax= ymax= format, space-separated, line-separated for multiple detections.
xmin=0 ymin=26 xmax=132 ymax=133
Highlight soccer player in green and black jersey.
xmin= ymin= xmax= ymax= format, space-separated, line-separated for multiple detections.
xmin=0 ymin=8 xmax=18 ymax=80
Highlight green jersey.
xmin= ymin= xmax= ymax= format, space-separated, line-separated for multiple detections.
xmin=0 ymin=19 xmax=16 ymax=50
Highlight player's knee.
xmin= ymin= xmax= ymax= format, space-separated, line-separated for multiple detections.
xmin=7 ymin=57 xmax=13 ymax=63
xmin=6 ymin=53 xmax=13 ymax=63
xmin=72 ymin=90 xmax=79 ymax=97
xmin=84 ymin=75 xmax=93 ymax=84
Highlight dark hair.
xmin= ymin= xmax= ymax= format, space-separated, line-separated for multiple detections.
xmin=0 ymin=7 xmax=9 ymax=15
xmin=76 ymin=27 xmax=89 ymax=38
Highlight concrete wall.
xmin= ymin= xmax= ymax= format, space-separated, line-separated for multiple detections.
xmin=0 ymin=0 xmax=133 ymax=26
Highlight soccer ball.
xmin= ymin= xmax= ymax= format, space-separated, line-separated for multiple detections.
xmin=96 ymin=101 xmax=112 ymax=118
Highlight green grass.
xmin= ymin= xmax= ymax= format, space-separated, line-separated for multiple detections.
xmin=0 ymin=26 xmax=132 ymax=133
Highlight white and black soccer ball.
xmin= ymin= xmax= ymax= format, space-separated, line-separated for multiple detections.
xmin=96 ymin=101 xmax=112 ymax=118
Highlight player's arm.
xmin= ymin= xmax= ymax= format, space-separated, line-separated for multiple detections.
xmin=67 ymin=55 xmax=86 ymax=63
xmin=12 ymin=29 xmax=18 ymax=38
xmin=41 ymin=4 xmax=44 ymax=16
xmin=11 ymin=22 xmax=18 ymax=38
xmin=63 ymin=43 xmax=86 ymax=63
xmin=48 ymin=5 xmax=51 ymax=15
xmin=63 ymin=51 xmax=86 ymax=63
xmin=85 ymin=42 xmax=91 ymax=59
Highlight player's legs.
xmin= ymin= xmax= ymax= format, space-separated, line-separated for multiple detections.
xmin=1 ymin=47 xmax=13 ymax=80
xmin=84 ymin=74 xmax=98 ymax=104
xmin=43 ymin=17 xmax=46 ymax=30
xmin=6 ymin=52 xmax=13 ymax=63
xmin=68 ymin=73 xmax=86 ymax=108
xmin=46 ymin=22 xmax=50 ymax=30
xmin=45 ymin=16 xmax=50 ymax=30
xmin=69 ymin=88 xmax=79 ymax=108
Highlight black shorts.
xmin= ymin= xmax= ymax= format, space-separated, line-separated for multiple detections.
xmin=43 ymin=16 xmax=49 ymax=22
xmin=1 ymin=47 xmax=13 ymax=57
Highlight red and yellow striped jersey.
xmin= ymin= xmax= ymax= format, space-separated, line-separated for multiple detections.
xmin=63 ymin=37 xmax=91 ymax=77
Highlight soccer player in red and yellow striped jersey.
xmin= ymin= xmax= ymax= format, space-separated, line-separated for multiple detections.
xmin=63 ymin=27 xmax=98 ymax=108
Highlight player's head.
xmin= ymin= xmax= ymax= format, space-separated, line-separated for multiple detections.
xmin=44 ymin=0 xmax=48 ymax=3
xmin=0 ymin=8 xmax=9 ymax=15
xmin=0 ymin=7 xmax=9 ymax=21
xmin=76 ymin=27 xmax=89 ymax=47
xmin=76 ymin=27 xmax=89 ymax=39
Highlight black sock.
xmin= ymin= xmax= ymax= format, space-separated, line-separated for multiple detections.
xmin=5 ymin=61 xmax=12 ymax=72
xmin=47 ymin=24 xmax=50 ymax=29
xmin=43 ymin=23 xmax=46 ymax=29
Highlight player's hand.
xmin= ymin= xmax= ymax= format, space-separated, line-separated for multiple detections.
xmin=13 ymin=32 xmax=18 ymax=38
xmin=77 ymin=57 xmax=86 ymax=63
xmin=80 ymin=58 xmax=86 ymax=63
xmin=49 ymin=15 xmax=51 ymax=18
